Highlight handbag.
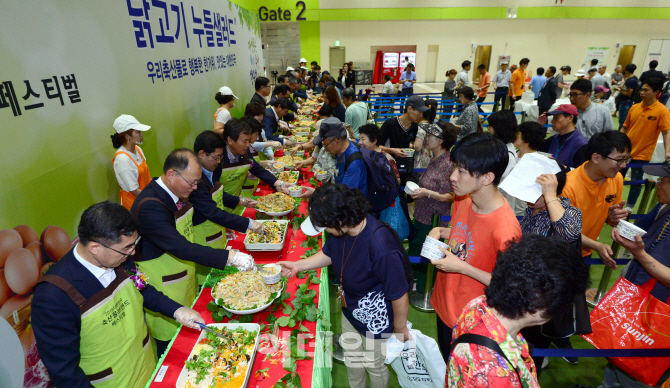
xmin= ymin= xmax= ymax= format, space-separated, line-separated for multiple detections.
xmin=581 ymin=277 xmax=670 ymax=386
xmin=385 ymin=327 xmax=447 ymax=388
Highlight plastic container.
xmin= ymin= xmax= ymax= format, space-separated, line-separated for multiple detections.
xmin=421 ymin=243 xmax=446 ymax=261
xmin=288 ymin=186 xmax=303 ymax=197
xmin=404 ymin=148 xmax=415 ymax=157
xmin=244 ymin=220 xmax=289 ymax=250
xmin=273 ymin=162 xmax=285 ymax=173
xmin=616 ymin=220 xmax=647 ymax=241
xmin=404 ymin=181 xmax=420 ymax=195
xmin=315 ymin=171 xmax=330 ymax=181
xmin=295 ymin=150 xmax=305 ymax=157
xmin=259 ymin=264 xmax=282 ymax=284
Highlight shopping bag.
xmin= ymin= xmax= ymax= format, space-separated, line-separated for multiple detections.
xmin=379 ymin=196 xmax=410 ymax=241
xmin=385 ymin=326 xmax=446 ymax=388
xmin=581 ymin=277 xmax=670 ymax=386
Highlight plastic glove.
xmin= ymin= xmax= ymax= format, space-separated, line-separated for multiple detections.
xmin=249 ymin=220 xmax=263 ymax=234
xmin=174 ymin=307 xmax=205 ymax=330
xmin=229 ymin=251 xmax=256 ymax=272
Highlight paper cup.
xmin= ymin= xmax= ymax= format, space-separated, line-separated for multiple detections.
xmin=295 ymin=150 xmax=305 ymax=157
xmin=288 ymin=187 xmax=303 ymax=197
xmin=404 ymin=148 xmax=415 ymax=157
xmin=424 ymin=235 xmax=448 ymax=249
xmin=404 ymin=181 xmax=420 ymax=195
xmin=421 ymin=243 xmax=446 ymax=260
xmin=259 ymin=264 xmax=282 ymax=284
xmin=616 ymin=220 xmax=647 ymax=241
xmin=316 ymin=171 xmax=330 ymax=181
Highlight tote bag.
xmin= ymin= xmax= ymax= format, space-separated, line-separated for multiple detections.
xmin=581 ymin=277 xmax=670 ymax=386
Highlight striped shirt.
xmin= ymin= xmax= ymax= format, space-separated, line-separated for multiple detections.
xmin=520 ymin=197 xmax=582 ymax=247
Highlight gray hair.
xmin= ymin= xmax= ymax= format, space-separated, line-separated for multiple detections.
xmin=615 ymin=65 xmax=622 ymax=69
xmin=288 ymin=77 xmax=298 ymax=85
xmin=341 ymin=87 xmax=356 ymax=101
xmin=600 ymin=64 xmax=607 ymax=69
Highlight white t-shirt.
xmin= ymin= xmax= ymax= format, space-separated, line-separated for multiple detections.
xmin=215 ymin=108 xmax=232 ymax=124
xmin=113 ymin=146 xmax=145 ymax=192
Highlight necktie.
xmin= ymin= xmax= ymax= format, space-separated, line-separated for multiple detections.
xmin=176 ymin=199 xmax=185 ymax=210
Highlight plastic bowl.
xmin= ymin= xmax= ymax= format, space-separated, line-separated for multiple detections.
xmin=404 ymin=148 xmax=415 ymax=157
xmin=316 ymin=171 xmax=330 ymax=181
xmin=616 ymin=220 xmax=647 ymax=241
xmin=295 ymin=150 xmax=305 ymax=157
xmin=259 ymin=264 xmax=282 ymax=284
xmin=404 ymin=181 xmax=420 ymax=195
xmin=273 ymin=162 xmax=285 ymax=173
xmin=288 ymin=186 xmax=303 ymax=197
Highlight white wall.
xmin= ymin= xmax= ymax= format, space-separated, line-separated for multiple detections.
xmin=320 ymin=18 xmax=667 ymax=84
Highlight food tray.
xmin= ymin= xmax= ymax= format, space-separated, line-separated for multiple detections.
xmin=175 ymin=323 xmax=261 ymax=388
xmin=274 ymin=170 xmax=299 ymax=184
xmin=211 ymin=276 xmax=286 ymax=314
xmin=243 ymin=220 xmax=289 ymax=251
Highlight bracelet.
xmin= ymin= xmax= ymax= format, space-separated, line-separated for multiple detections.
xmin=546 ymin=197 xmax=560 ymax=206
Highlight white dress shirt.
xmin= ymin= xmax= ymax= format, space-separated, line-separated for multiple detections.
xmin=156 ymin=176 xmax=180 ymax=204
xmin=73 ymin=244 xmax=116 ymax=288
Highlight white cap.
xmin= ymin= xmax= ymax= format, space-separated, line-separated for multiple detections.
xmin=301 ymin=66 xmax=308 ymax=70
xmin=287 ymin=66 xmax=294 ymax=71
xmin=576 ymin=69 xmax=587 ymax=77
xmin=113 ymin=115 xmax=151 ymax=134
xmin=218 ymin=86 xmax=238 ymax=99
xmin=300 ymin=216 xmax=325 ymax=236
xmin=300 ymin=58 xmax=307 ymax=63
xmin=501 ymin=61 xmax=509 ymax=65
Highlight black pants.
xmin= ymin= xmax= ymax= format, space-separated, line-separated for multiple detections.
xmin=436 ymin=316 xmax=454 ymax=364
xmin=402 ymin=87 xmax=414 ymax=95
xmin=510 ymin=95 xmax=522 ymax=111
xmin=493 ymin=87 xmax=508 ymax=111
xmin=156 ymin=339 xmax=170 ymax=359
xmin=476 ymin=96 xmax=486 ymax=113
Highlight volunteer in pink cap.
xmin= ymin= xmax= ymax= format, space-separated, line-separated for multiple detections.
xmin=537 ymin=104 xmax=588 ymax=168
xmin=213 ymin=86 xmax=238 ymax=137
xmin=111 ymin=114 xmax=152 ymax=210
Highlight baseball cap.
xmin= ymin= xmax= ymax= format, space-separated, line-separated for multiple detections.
xmin=300 ymin=216 xmax=326 ymax=236
xmin=594 ymin=85 xmax=610 ymax=93
xmin=287 ymin=66 xmax=294 ymax=71
xmin=643 ymin=160 xmax=670 ymax=177
xmin=300 ymin=58 xmax=307 ymax=63
xmin=313 ymin=117 xmax=346 ymax=146
xmin=546 ymin=104 xmax=579 ymax=117
xmin=575 ymin=69 xmax=587 ymax=77
xmin=501 ymin=61 xmax=509 ymax=65
xmin=113 ymin=115 xmax=151 ymax=134
xmin=405 ymin=95 xmax=430 ymax=112
xmin=218 ymin=86 xmax=238 ymax=99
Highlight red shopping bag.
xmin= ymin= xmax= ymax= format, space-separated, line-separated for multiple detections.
xmin=581 ymin=277 xmax=670 ymax=386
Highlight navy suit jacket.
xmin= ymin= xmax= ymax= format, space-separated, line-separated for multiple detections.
xmin=32 ymin=250 xmax=181 ymax=388
xmin=538 ymin=76 xmax=558 ymax=113
xmin=191 ymin=165 xmax=249 ymax=232
xmin=261 ymin=107 xmax=289 ymax=144
xmin=130 ymin=178 xmax=228 ymax=267
xmin=220 ymin=148 xmax=278 ymax=188
xmin=249 ymin=92 xmax=268 ymax=108
xmin=268 ymin=95 xmax=297 ymax=122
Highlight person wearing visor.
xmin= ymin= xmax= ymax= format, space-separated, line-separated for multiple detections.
xmin=131 ymin=148 xmax=255 ymax=356
xmin=278 ymin=184 xmax=411 ymax=388
xmin=298 ymin=117 xmax=368 ymax=198
xmin=538 ymin=104 xmax=588 ymax=168
xmin=33 ymin=201 xmax=205 ymax=388
xmin=213 ymin=86 xmax=238 ymax=137
xmin=111 ymin=114 xmax=152 ymax=210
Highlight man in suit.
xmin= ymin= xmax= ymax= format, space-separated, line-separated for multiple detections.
xmin=32 ymin=201 xmax=205 ymax=388
xmin=262 ymin=97 xmax=295 ymax=147
xmin=250 ymin=76 xmax=271 ymax=107
xmin=131 ymin=148 xmax=255 ymax=355
xmin=538 ymin=66 xmax=558 ymax=116
xmin=269 ymin=84 xmax=299 ymax=123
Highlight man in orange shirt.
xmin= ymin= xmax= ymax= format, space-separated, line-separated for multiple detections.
xmin=475 ymin=64 xmax=491 ymax=113
xmin=427 ymin=132 xmax=521 ymax=362
xmin=620 ymin=77 xmax=670 ymax=210
xmin=509 ymin=58 xmax=530 ymax=111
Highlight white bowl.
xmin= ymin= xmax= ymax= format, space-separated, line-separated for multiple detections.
xmin=404 ymin=148 xmax=415 ymax=157
xmin=295 ymin=150 xmax=305 ymax=157
xmin=273 ymin=164 xmax=285 ymax=173
xmin=289 ymin=187 xmax=303 ymax=197
xmin=316 ymin=171 xmax=330 ymax=181
xmin=616 ymin=220 xmax=647 ymax=241
xmin=404 ymin=181 xmax=420 ymax=195
xmin=421 ymin=244 xmax=446 ymax=260
xmin=259 ymin=264 xmax=282 ymax=284
xmin=424 ymin=235 xmax=449 ymax=249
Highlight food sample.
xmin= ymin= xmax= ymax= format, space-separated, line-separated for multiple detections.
xmin=259 ymin=265 xmax=279 ymax=276
xmin=296 ymin=120 xmax=315 ymax=127
xmin=291 ymin=135 xmax=309 ymax=143
xmin=183 ymin=326 xmax=257 ymax=388
xmin=275 ymin=155 xmax=302 ymax=168
xmin=246 ymin=221 xmax=287 ymax=244
xmin=212 ymin=271 xmax=283 ymax=310
xmin=274 ymin=171 xmax=298 ymax=184
xmin=255 ymin=192 xmax=295 ymax=213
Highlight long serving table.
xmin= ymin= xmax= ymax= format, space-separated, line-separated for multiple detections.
xmin=144 ymin=167 xmax=332 ymax=388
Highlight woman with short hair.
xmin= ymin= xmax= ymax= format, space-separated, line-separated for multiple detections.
xmin=452 ymin=86 xmax=479 ymax=140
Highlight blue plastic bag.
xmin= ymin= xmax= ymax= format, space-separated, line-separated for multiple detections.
xmin=379 ymin=196 xmax=410 ymax=241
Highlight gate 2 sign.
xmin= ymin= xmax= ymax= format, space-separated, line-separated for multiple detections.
xmin=259 ymin=1 xmax=307 ymax=21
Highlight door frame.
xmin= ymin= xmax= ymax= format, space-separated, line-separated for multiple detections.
xmin=329 ymin=46 xmax=346 ymax=77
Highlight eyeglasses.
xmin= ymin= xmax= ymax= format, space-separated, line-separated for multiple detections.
xmin=207 ymin=153 xmax=222 ymax=161
xmin=92 ymin=236 xmax=141 ymax=260
xmin=603 ymin=155 xmax=632 ymax=166
xmin=174 ymin=170 xmax=199 ymax=187
xmin=322 ymin=138 xmax=337 ymax=148
xmin=567 ymin=92 xmax=586 ymax=98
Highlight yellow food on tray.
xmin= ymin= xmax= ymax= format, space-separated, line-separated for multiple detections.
xmin=255 ymin=192 xmax=295 ymax=212
xmin=212 ymin=271 xmax=283 ymax=310
xmin=275 ymin=155 xmax=303 ymax=167
xmin=246 ymin=221 xmax=286 ymax=244
xmin=291 ymin=135 xmax=309 ymax=143
xmin=296 ymin=120 xmax=315 ymax=127
xmin=275 ymin=171 xmax=298 ymax=184
xmin=183 ymin=326 xmax=257 ymax=388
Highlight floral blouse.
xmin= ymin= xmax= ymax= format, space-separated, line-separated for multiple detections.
xmin=414 ymin=122 xmax=434 ymax=169
xmin=414 ymin=152 xmax=453 ymax=226
xmin=455 ymin=101 xmax=479 ymax=141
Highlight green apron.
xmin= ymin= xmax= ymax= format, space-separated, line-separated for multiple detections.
xmin=193 ymin=182 xmax=227 ymax=286
xmin=38 ymin=269 xmax=155 ymax=388
xmin=136 ymin=199 xmax=196 ymax=341
xmin=220 ymin=161 xmax=252 ymax=216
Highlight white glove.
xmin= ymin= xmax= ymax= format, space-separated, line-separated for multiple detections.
xmin=279 ymin=121 xmax=289 ymax=130
xmin=174 ymin=307 xmax=205 ymax=330
xmin=229 ymin=251 xmax=256 ymax=272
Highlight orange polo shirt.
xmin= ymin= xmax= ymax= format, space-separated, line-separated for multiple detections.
xmin=510 ymin=68 xmax=526 ymax=97
xmin=477 ymin=72 xmax=491 ymax=98
xmin=561 ymin=162 xmax=623 ymax=257
xmin=623 ymin=100 xmax=670 ymax=161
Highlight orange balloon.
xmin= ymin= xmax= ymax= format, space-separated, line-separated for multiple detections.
xmin=40 ymin=226 xmax=71 ymax=262
xmin=0 ymin=229 xmax=23 ymax=268
xmin=0 ymin=268 xmax=14 ymax=307
xmin=25 ymin=241 xmax=45 ymax=270
xmin=13 ymin=225 xmax=39 ymax=247
xmin=4 ymin=248 xmax=40 ymax=295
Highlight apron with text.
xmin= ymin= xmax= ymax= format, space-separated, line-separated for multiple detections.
xmin=136 ymin=199 xmax=196 ymax=341
xmin=193 ymin=181 xmax=227 ymax=286
xmin=220 ymin=160 xmax=252 ymax=216
xmin=112 ymin=147 xmax=151 ymax=210
xmin=38 ymin=269 xmax=155 ymax=388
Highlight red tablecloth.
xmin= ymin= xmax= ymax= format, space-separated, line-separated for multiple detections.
xmin=147 ymin=169 xmax=323 ymax=388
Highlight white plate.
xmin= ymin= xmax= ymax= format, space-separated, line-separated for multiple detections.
xmin=174 ymin=323 xmax=261 ymax=388
xmin=244 ymin=220 xmax=289 ymax=251
xmin=211 ymin=280 xmax=285 ymax=315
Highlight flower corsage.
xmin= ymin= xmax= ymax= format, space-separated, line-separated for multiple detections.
xmin=128 ymin=269 xmax=150 ymax=291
